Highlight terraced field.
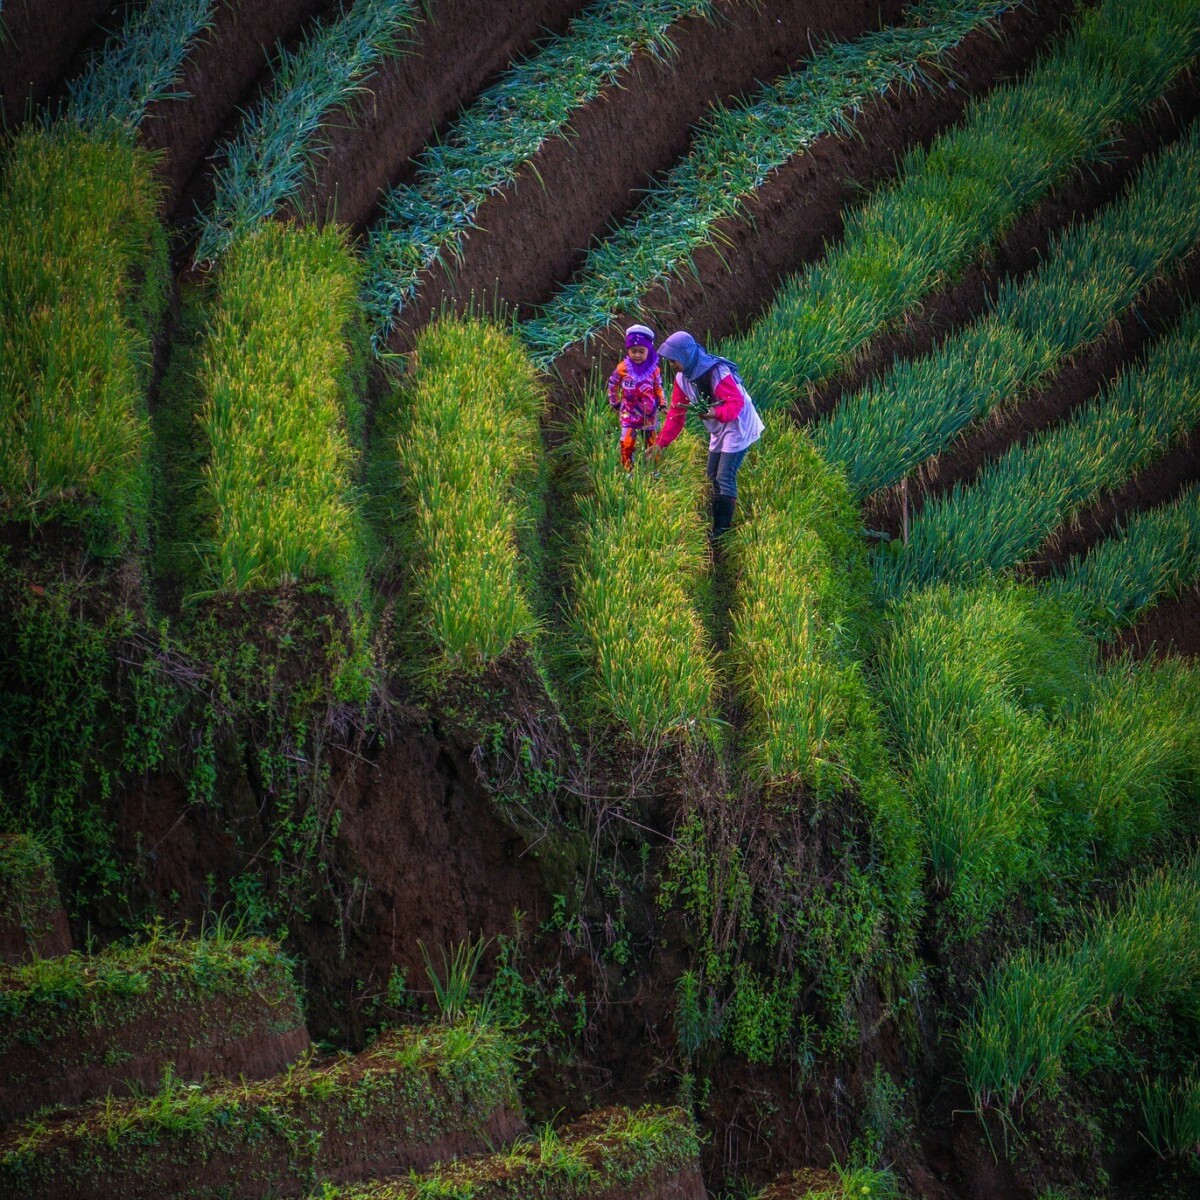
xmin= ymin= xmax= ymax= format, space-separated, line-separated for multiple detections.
xmin=2 ymin=1 xmax=1198 ymax=1198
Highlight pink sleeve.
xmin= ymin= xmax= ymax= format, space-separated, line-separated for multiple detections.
xmin=710 ymin=372 xmax=745 ymax=422
xmin=607 ymin=366 xmax=622 ymax=407
xmin=656 ymin=378 xmax=689 ymax=449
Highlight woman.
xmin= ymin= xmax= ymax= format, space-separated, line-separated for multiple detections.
xmin=655 ymin=330 xmax=764 ymax=538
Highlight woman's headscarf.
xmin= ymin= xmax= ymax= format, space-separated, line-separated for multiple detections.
xmin=624 ymin=323 xmax=658 ymax=380
xmin=657 ymin=330 xmax=738 ymax=383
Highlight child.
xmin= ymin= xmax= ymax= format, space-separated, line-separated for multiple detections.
xmin=607 ymin=324 xmax=664 ymax=470
xmin=656 ymin=329 xmax=764 ymax=538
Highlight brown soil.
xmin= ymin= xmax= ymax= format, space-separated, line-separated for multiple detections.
xmin=2 ymin=1030 xmax=525 ymax=1200
xmin=107 ymin=701 xmax=552 ymax=1046
xmin=802 ymin=63 xmax=1200 ymax=422
xmin=302 ymin=0 xmax=587 ymax=230
xmin=865 ymin=247 xmax=1200 ymax=536
xmin=0 ymin=978 xmax=309 ymax=1123
xmin=139 ymin=0 xmax=333 ymax=215
xmin=0 ymin=0 xmax=114 ymax=129
xmin=381 ymin=0 xmax=909 ymax=353
xmin=1113 ymin=584 xmax=1200 ymax=661
xmin=547 ymin=0 xmax=1079 ymax=402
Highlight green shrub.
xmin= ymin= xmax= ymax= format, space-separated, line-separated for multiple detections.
xmin=0 ymin=123 xmax=167 ymax=555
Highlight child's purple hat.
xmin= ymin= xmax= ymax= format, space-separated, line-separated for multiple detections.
xmin=623 ymin=323 xmax=658 ymax=380
xmin=625 ymin=323 xmax=655 ymax=350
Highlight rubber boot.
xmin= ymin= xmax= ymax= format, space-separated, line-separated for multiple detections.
xmin=712 ymin=493 xmax=736 ymax=540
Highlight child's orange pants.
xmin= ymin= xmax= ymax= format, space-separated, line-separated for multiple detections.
xmin=620 ymin=427 xmax=657 ymax=469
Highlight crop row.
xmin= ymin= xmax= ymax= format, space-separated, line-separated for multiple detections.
xmin=877 ymin=581 xmax=1199 ymax=931
xmin=186 ymin=222 xmax=367 ymax=598
xmin=1050 ymin=483 xmax=1200 ymax=639
xmin=0 ymin=124 xmax=167 ymax=555
xmin=877 ymin=300 xmax=1200 ymax=598
xmin=520 ymin=0 xmax=1016 ymax=367
xmin=194 ymin=0 xmax=418 ymax=265
xmin=373 ymin=319 xmax=546 ymax=684
xmin=962 ymin=856 xmax=1200 ymax=1117
xmin=559 ymin=403 xmax=713 ymax=742
xmin=64 ymin=0 xmax=216 ymax=134
xmin=725 ymin=0 xmax=1200 ymax=411
xmin=362 ymin=0 xmax=716 ymax=348
xmin=815 ymin=118 xmax=1200 ymax=498
xmin=724 ymin=423 xmax=924 ymax=1006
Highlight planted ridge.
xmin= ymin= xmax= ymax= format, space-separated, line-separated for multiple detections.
xmin=0 ymin=123 xmax=167 ymax=555
xmin=559 ymin=403 xmax=714 ymax=743
xmin=522 ymin=0 xmax=1016 ymax=367
xmin=726 ymin=0 xmax=1200 ymax=412
xmin=815 ymin=119 xmax=1200 ymax=498
xmin=876 ymin=299 xmax=1200 ymax=598
xmin=64 ymin=0 xmax=217 ymax=134
xmin=727 ymin=425 xmax=922 ymax=930
xmin=321 ymin=1104 xmax=703 ymax=1200
xmin=1047 ymin=484 xmax=1200 ymax=637
xmin=963 ymin=855 xmax=1200 ymax=1112
xmin=876 ymin=582 xmax=1198 ymax=931
xmin=363 ymin=0 xmax=716 ymax=349
xmin=194 ymin=0 xmax=419 ymax=266
xmin=374 ymin=318 xmax=546 ymax=682
xmin=0 ymin=1021 xmax=523 ymax=1200
xmin=189 ymin=221 xmax=367 ymax=596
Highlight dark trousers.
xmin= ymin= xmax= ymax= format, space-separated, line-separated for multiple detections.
xmin=706 ymin=448 xmax=749 ymax=498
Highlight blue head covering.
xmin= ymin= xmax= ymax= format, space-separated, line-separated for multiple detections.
xmin=657 ymin=331 xmax=738 ymax=383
